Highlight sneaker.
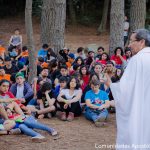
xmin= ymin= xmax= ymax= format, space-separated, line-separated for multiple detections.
xmin=31 ymin=135 xmax=46 ymax=143
xmin=67 ymin=112 xmax=74 ymax=121
xmin=9 ymin=128 xmax=21 ymax=135
xmin=51 ymin=130 xmax=60 ymax=140
xmin=46 ymin=113 xmax=52 ymax=119
xmin=60 ymin=112 xmax=67 ymax=121
xmin=51 ymin=130 xmax=58 ymax=136
xmin=94 ymin=117 xmax=107 ymax=127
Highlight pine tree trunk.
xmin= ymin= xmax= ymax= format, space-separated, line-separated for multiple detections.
xmin=25 ymin=0 xmax=37 ymax=83
xmin=97 ymin=0 xmax=110 ymax=34
xmin=130 ymin=0 xmax=146 ymax=33
xmin=109 ymin=0 xmax=124 ymax=56
xmin=41 ymin=0 xmax=66 ymax=55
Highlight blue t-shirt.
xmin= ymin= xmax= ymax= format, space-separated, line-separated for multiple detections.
xmin=37 ymin=49 xmax=47 ymax=61
xmin=85 ymin=90 xmax=109 ymax=107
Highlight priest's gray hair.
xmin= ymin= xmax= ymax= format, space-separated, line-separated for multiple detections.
xmin=133 ymin=29 xmax=150 ymax=46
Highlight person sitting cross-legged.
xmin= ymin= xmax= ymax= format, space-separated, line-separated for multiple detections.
xmin=84 ymin=79 xmax=110 ymax=127
xmin=57 ymin=77 xmax=82 ymax=121
xmin=34 ymin=82 xmax=56 ymax=119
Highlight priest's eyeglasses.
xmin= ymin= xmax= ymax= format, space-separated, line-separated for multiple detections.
xmin=129 ymin=40 xmax=138 ymax=44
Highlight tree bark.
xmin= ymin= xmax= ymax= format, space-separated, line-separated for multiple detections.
xmin=41 ymin=0 xmax=66 ymax=55
xmin=130 ymin=0 xmax=146 ymax=33
xmin=97 ymin=0 xmax=110 ymax=34
xmin=25 ymin=0 xmax=37 ymax=83
xmin=109 ymin=0 xmax=124 ymax=56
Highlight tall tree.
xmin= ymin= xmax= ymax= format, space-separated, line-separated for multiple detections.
xmin=97 ymin=0 xmax=110 ymax=34
xmin=109 ymin=0 xmax=124 ymax=56
xmin=130 ymin=0 xmax=146 ymax=33
xmin=41 ymin=0 xmax=66 ymax=55
xmin=25 ymin=0 xmax=37 ymax=83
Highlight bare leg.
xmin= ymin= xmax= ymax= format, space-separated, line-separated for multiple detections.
xmin=0 ymin=104 xmax=8 ymax=120
xmin=37 ymin=106 xmax=55 ymax=115
xmin=3 ymin=120 xmax=16 ymax=130
xmin=7 ymin=102 xmax=24 ymax=115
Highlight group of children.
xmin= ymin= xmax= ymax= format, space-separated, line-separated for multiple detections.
xmin=0 ymin=28 xmax=133 ymax=142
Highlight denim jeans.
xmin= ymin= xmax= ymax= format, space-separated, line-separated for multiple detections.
xmin=27 ymin=99 xmax=38 ymax=106
xmin=84 ymin=108 xmax=108 ymax=122
xmin=19 ymin=116 xmax=54 ymax=137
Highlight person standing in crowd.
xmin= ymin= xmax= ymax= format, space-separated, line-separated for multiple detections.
xmin=110 ymin=29 xmax=150 ymax=148
xmin=124 ymin=16 xmax=129 ymax=46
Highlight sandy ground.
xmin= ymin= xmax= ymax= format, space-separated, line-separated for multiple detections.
xmin=0 ymin=17 xmax=116 ymax=150
xmin=0 ymin=114 xmax=116 ymax=150
xmin=0 ymin=17 xmax=109 ymax=53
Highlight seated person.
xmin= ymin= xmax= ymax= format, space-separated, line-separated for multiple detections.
xmin=95 ymin=46 xmax=105 ymax=60
xmin=59 ymin=47 xmax=69 ymax=62
xmin=0 ymin=66 xmax=11 ymax=81
xmin=54 ymin=65 xmax=70 ymax=87
xmin=110 ymin=47 xmax=126 ymax=69
xmin=38 ymin=68 xmax=51 ymax=83
xmin=66 ymin=53 xmax=75 ymax=69
xmin=34 ymin=82 xmax=56 ymax=119
xmin=0 ymin=57 xmax=5 ymax=67
xmin=16 ymin=46 xmax=29 ymax=65
xmin=74 ymin=47 xmax=85 ymax=59
xmin=0 ymin=40 xmax=6 ymax=59
xmin=3 ymin=56 xmax=19 ymax=74
xmin=36 ymin=57 xmax=44 ymax=76
xmin=57 ymin=77 xmax=82 ymax=121
xmin=84 ymin=79 xmax=110 ymax=127
xmin=32 ymin=68 xmax=52 ymax=99
xmin=10 ymin=72 xmax=34 ymax=105
xmin=47 ymin=48 xmax=56 ymax=62
xmin=54 ymin=76 xmax=67 ymax=97
xmin=8 ymin=28 xmax=22 ymax=57
xmin=0 ymin=80 xmax=24 ymax=116
xmin=37 ymin=44 xmax=49 ymax=61
xmin=0 ymin=79 xmax=33 ymax=115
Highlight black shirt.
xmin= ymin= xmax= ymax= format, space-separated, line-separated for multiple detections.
xmin=37 ymin=90 xmax=56 ymax=108
xmin=4 ymin=64 xmax=19 ymax=74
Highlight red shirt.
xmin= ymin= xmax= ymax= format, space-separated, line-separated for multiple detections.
xmin=81 ymin=75 xmax=89 ymax=91
xmin=96 ymin=60 xmax=107 ymax=65
xmin=111 ymin=55 xmax=126 ymax=65
xmin=2 ymin=92 xmax=24 ymax=108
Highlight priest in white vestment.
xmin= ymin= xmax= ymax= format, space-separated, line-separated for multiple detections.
xmin=110 ymin=29 xmax=150 ymax=150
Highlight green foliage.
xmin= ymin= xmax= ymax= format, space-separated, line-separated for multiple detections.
xmin=0 ymin=0 xmax=25 ymax=17
xmin=32 ymin=0 xmax=42 ymax=16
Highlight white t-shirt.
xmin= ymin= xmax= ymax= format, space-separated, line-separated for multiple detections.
xmin=16 ymin=85 xmax=24 ymax=98
xmin=61 ymin=89 xmax=82 ymax=100
xmin=124 ymin=21 xmax=129 ymax=36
